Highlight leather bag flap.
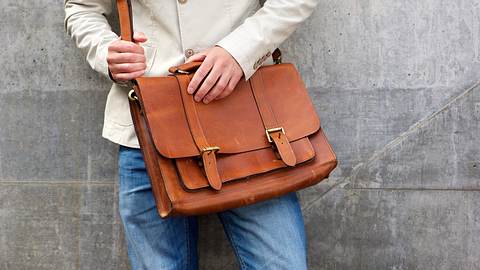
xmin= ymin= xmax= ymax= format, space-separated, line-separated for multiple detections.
xmin=136 ymin=63 xmax=320 ymax=159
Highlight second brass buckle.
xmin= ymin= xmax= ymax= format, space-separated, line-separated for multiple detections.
xmin=201 ymin=146 xmax=220 ymax=153
xmin=266 ymin=127 xmax=285 ymax=143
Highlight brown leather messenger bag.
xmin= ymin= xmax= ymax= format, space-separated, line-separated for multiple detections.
xmin=116 ymin=0 xmax=337 ymax=218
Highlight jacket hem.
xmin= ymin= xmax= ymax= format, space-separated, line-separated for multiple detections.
xmin=102 ymin=121 xmax=140 ymax=149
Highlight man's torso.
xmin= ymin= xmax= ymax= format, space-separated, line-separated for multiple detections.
xmin=103 ymin=0 xmax=270 ymax=147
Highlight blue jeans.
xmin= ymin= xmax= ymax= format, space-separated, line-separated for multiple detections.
xmin=118 ymin=146 xmax=307 ymax=270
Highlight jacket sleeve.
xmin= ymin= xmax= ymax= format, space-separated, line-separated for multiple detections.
xmin=64 ymin=0 xmax=118 ymax=79
xmin=215 ymin=0 xmax=319 ymax=80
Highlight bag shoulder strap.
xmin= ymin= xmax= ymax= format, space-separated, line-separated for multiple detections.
xmin=116 ymin=0 xmax=134 ymax=42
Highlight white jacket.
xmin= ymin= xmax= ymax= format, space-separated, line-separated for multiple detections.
xmin=65 ymin=0 xmax=319 ymax=148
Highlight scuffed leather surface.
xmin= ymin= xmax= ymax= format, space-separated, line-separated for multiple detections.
xmin=163 ymin=129 xmax=336 ymax=216
xmin=176 ymin=137 xmax=315 ymax=190
xmin=136 ymin=63 xmax=320 ymax=158
xmin=131 ymin=63 xmax=336 ymax=217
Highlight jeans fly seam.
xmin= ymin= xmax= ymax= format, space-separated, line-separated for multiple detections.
xmin=184 ymin=217 xmax=191 ymax=270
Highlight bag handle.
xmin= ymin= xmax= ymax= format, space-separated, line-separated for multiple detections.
xmin=116 ymin=0 xmax=134 ymax=42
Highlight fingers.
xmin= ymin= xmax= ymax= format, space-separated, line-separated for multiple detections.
xmin=133 ymin=32 xmax=148 ymax=43
xmin=184 ymin=46 xmax=243 ymax=102
xmin=108 ymin=51 xmax=145 ymax=63
xmin=111 ymin=69 xmax=146 ymax=81
xmin=186 ymin=48 xmax=211 ymax=63
xmin=108 ymin=40 xmax=145 ymax=54
xmin=193 ymin=63 xmax=222 ymax=102
xmin=107 ymin=34 xmax=148 ymax=82
xmin=107 ymin=52 xmax=146 ymax=64
xmin=108 ymin=62 xmax=147 ymax=74
xmin=215 ymin=72 xmax=242 ymax=100
xmin=203 ymin=68 xmax=233 ymax=104
xmin=187 ymin=59 xmax=214 ymax=94
xmin=186 ymin=53 xmax=207 ymax=63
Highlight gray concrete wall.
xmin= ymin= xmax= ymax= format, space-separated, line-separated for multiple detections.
xmin=1 ymin=0 xmax=478 ymax=269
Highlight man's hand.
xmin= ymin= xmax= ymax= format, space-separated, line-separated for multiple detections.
xmin=107 ymin=32 xmax=147 ymax=82
xmin=186 ymin=46 xmax=244 ymax=104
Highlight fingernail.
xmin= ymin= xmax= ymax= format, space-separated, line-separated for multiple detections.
xmin=203 ymin=99 xmax=209 ymax=104
xmin=187 ymin=87 xmax=194 ymax=94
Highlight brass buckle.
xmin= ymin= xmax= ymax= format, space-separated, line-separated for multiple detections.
xmin=266 ymin=127 xmax=285 ymax=143
xmin=201 ymin=146 xmax=220 ymax=153
xmin=128 ymin=89 xmax=138 ymax=101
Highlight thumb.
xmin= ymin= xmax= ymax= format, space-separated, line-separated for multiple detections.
xmin=186 ymin=53 xmax=207 ymax=63
xmin=133 ymin=32 xmax=148 ymax=43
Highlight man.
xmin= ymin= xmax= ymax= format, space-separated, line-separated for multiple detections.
xmin=65 ymin=0 xmax=319 ymax=269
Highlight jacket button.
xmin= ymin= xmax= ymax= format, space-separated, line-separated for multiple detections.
xmin=184 ymin=49 xmax=195 ymax=58
xmin=178 ymin=0 xmax=187 ymax=4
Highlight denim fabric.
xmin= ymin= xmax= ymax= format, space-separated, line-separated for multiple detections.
xmin=118 ymin=145 xmax=307 ymax=270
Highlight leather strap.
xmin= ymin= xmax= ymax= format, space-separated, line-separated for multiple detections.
xmin=116 ymin=0 xmax=134 ymax=42
xmin=168 ymin=62 xmax=203 ymax=74
xmin=249 ymin=72 xmax=296 ymax=166
xmin=129 ymin=85 xmax=173 ymax=216
xmin=176 ymin=75 xmax=223 ymax=191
